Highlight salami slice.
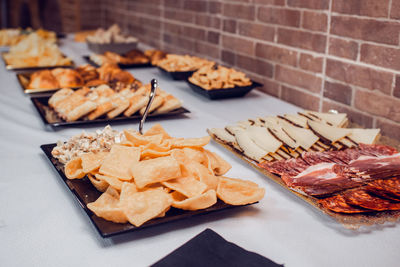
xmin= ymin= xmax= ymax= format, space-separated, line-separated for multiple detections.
xmin=343 ymin=189 xmax=400 ymax=211
xmin=367 ymin=178 xmax=400 ymax=200
xmin=318 ymin=194 xmax=371 ymax=213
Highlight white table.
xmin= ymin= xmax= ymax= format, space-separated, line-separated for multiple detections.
xmin=1 ymin=36 xmax=399 ymax=267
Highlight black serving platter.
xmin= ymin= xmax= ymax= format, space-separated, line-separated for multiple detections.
xmin=16 ymin=72 xmax=82 ymax=94
xmin=41 ymin=143 xmax=254 ymax=237
xmin=83 ymin=55 xmax=153 ymax=69
xmin=186 ymin=80 xmax=263 ymax=100
xmin=30 ymin=95 xmax=190 ymax=127
xmin=157 ymin=66 xmax=195 ymax=81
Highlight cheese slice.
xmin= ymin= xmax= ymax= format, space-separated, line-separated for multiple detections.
xmin=245 ymin=125 xmax=282 ymax=153
xmin=279 ymin=119 xmax=319 ymax=150
xmin=303 ymin=110 xmax=348 ymax=127
xmin=283 ymin=114 xmax=309 ymax=128
xmin=208 ymin=128 xmax=236 ymax=144
xmin=234 ymin=129 xmax=268 ymax=161
xmin=308 ymin=120 xmax=351 ymax=143
xmin=348 ymin=128 xmax=380 ymax=144
xmin=263 ymin=119 xmax=298 ymax=149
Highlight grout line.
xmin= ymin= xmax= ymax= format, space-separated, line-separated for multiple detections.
xmin=388 ymin=0 xmax=393 ymax=19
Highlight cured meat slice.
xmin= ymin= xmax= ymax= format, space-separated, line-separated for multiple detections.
xmin=318 ymin=194 xmax=371 ymax=213
xmin=343 ymin=189 xmax=400 ymax=211
xmin=367 ymin=178 xmax=400 ymax=200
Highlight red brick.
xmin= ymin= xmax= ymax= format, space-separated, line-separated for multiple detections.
xmin=299 ymin=53 xmax=323 ymax=73
xmin=287 ymin=0 xmax=329 ymax=10
xmin=236 ymin=55 xmax=273 ymax=78
xmin=208 ymin=1 xmax=222 ymax=14
xmin=164 ymin=0 xmax=182 ymax=8
xmin=221 ymin=50 xmax=235 ymax=66
xmin=354 ymin=90 xmax=400 ymax=122
xmin=257 ymin=77 xmax=281 ymax=98
xmin=223 ymin=3 xmax=255 ymax=20
xmin=281 ymin=86 xmax=320 ymax=110
xmin=223 ymin=19 xmax=236 ymax=33
xmin=330 ymin=16 xmax=400 ymax=45
xmin=302 ymin=11 xmax=327 ymax=32
xmin=276 ymin=65 xmax=321 ymax=93
xmin=195 ymin=14 xmax=220 ymax=29
xmin=376 ymin=119 xmax=400 ymax=141
xmin=360 ymin=44 xmax=400 ymax=71
xmin=391 ymin=1 xmax=400 ymax=19
xmin=182 ymin=26 xmax=206 ymax=41
xmin=183 ymin=0 xmax=207 ymax=12
xmin=322 ymin=100 xmax=373 ymax=128
xmin=163 ymin=22 xmax=181 ymax=35
xmin=163 ymin=34 xmax=195 ymax=51
xmin=323 ymin=81 xmax=352 ymax=105
xmin=394 ymin=75 xmax=400 ymax=98
xmin=207 ymin=31 xmax=220 ymax=44
xmin=277 ymin=28 xmax=326 ymax=53
xmin=258 ymin=7 xmax=300 ymax=27
xmin=254 ymin=0 xmax=285 ymax=5
xmin=328 ymin=37 xmax=358 ymax=60
xmin=194 ymin=41 xmax=219 ymax=59
xmin=332 ymin=0 xmax=389 ymax=18
xmin=326 ymin=59 xmax=393 ymax=95
xmin=164 ymin=10 xmax=194 ymax=23
xmin=222 ymin=35 xmax=254 ymax=55
xmin=255 ymin=43 xmax=297 ymax=66
xmin=238 ymin=22 xmax=275 ymax=42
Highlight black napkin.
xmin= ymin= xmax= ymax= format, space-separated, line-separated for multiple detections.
xmin=151 ymin=229 xmax=283 ymax=267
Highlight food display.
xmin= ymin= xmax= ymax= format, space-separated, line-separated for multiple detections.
xmin=0 ymin=28 xmax=57 ymax=46
xmin=18 ymin=63 xmax=142 ymax=93
xmin=86 ymin=24 xmax=137 ymax=44
xmin=144 ymin=49 xmax=167 ymax=65
xmin=189 ymin=65 xmax=252 ymax=90
xmin=89 ymin=49 xmax=150 ymax=66
xmin=3 ymin=32 xmax=72 ymax=69
xmin=157 ymin=54 xmax=213 ymax=72
xmin=46 ymin=83 xmax=183 ymax=122
xmin=208 ymin=110 xmax=400 ymax=228
xmin=49 ymin=124 xmax=265 ymax=228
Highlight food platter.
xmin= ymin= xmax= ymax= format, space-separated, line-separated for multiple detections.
xmin=16 ymin=72 xmax=82 ymax=94
xmin=208 ymin=128 xmax=400 ymax=229
xmin=186 ymin=80 xmax=263 ymax=100
xmin=41 ymin=143 xmax=254 ymax=237
xmin=157 ymin=66 xmax=195 ymax=81
xmin=2 ymin=52 xmax=74 ymax=71
xmin=83 ymin=55 xmax=153 ymax=69
xmin=30 ymin=95 xmax=190 ymax=127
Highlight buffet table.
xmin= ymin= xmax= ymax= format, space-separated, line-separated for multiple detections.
xmin=1 ymin=36 xmax=399 ymax=267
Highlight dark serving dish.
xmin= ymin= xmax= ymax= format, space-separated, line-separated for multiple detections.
xmin=41 ymin=143 xmax=254 ymax=237
xmin=2 ymin=52 xmax=74 ymax=71
xmin=157 ymin=67 xmax=195 ymax=81
xmin=83 ymin=55 xmax=153 ymax=69
xmin=186 ymin=80 xmax=263 ymax=100
xmin=30 ymin=95 xmax=190 ymax=127
xmin=16 ymin=72 xmax=82 ymax=94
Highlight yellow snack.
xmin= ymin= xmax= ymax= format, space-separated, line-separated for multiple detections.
xmin=217 ymin=177 xmax=265 ymax=205
xmin=162 ymin=176 xmax=207 ymax=198
xmin=64 ymin=157 xmax=85 ymax=179
xmin=204 ymin=150 xmax=231 ymax=176
xmin=172 ymin=190 xmax=217 ymax=210
xmin=88 ymin=173 xmax=109 ymax=192
xmin=170 ymin=136 xmax=211 ymax=148
xmin=95 ymin=174 xmax=124 ymax=191
xmin=99 ymin=145 xmax=140 ymax=180
xmin=81 ymin=152 xmax=108 ymax=173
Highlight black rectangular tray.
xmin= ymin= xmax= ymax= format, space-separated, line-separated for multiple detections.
xmin=83 ymin=55 xmax=153 ymax=69
xmin=186 ymin=80 xmax=263 ymax=100
xmin=2 ymin=52 xmax=74 ymax=71
xmin=16 ymin=72 xmax=82 ymax=94
xmin=157 ymin=67 xmax=195 ymax=81
xmin=41 ymin=143 xmax=253 ymax=237
xmin=31 ymin=95 xmax=190 ymax=127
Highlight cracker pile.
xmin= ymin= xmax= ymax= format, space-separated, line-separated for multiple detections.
xmin=157 ymin=54 xmax=213 ymax=72
xmin=189 ymin=65 xmax=252 ymax=90
xmin=59 ymin=125 xmax=265 ymax=227
xmin=86 ymin=24 xmax=137 ymax=44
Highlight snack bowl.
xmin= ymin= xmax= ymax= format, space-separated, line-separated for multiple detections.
xmin=157 ymin=66 xmax=195 ymax=81
xmin=86 ymin=40 xmax=138 ymax=55
xmin=186 ymin=79 xmax=263 ymax=100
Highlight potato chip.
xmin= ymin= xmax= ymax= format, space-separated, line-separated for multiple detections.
xmin=172 ymin=190 xmax=217 ymax=210
xmin=99 ymin=145 xmax=140 ymax=180
xmin=143 ymin=124 xmax=171 ymax=139
xmin=87 ymin=187 xmax=128 ymax=223
xmin=119 ymin=187 xmax=172 ymax=227
xmin=124 ymin=130 xmax=163 ymax=146
xmin=95 ymin=174 xmax=124 ymax=191
xmin=170 ymin=136 xmax=211 ymax=148
xmin=131 ymin=156 xmax=181 ymax=188
xmin=185 ymin=161 xmax=219 ymax=190
xmin=64 ymin=157 xmax=85 ymax=179
xmin=119 ymin=182 xmax=138 ymax=203
xmin=182 ymin=147 xmax=207 ymax=164
xmin=81 ymin=151 xmax=108 ymax=173
xmin=217 ymin=177 xmax=265 ymax=205
xmin=88 ymin=173 xmax=109 ymax=192
xmin=170 ymin=191 xmax=187 ymax=202
xmin=162 ymin=176 xmax=207 ymax=198
xmin=204 ymin=149 xmax=231 ymax=176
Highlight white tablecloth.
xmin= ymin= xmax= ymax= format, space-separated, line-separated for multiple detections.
xmin=1 ymin=36 xmax=399 ymax=267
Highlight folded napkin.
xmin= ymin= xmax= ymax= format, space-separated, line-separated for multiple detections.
xmin=151 ymin=229 xmax=283 ymax=267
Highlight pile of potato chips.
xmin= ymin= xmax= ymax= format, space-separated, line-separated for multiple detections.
xmin=3 ymin=33 xmax=72 ymax=68
xmin=61 ymin=124 xmax=265 ymax=227
xmin=189 ymin=65 xmax=252 ymax=90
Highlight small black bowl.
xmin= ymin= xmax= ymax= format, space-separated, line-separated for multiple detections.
xmin=186 ymin=80 xmax=263 ymax=100
xmin=157 ymin=66 xmax=195 ymax=81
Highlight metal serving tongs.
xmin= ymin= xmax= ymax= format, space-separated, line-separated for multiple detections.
xmin=139 ymin=79 xmax=158 ymax=134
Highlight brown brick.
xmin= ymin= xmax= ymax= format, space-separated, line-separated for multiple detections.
xmin=326 ymin=59 xmax=393 ymax=95
xmin=394 ymin=76 xmax=400 ymax=98
xmin=163 ymin=22 xmax=182 ymax=35
xmin=281 ymin=86 xmax=320 ymax=110
xmin=164 ymin=10 xmax=194 ymax=23
xmin=299 ymin=53 xmax=323 ymax=73
xmin=223 ymin=19 xmax=236 ymax=33
xmin=223 ymin=3 xmax=255 ymax=20
xmin=183 ymin=0 xmax=207 ymax=12
xmin=254 ymin=0 xmax=285 ymax=5
xmin=276 ymin=65 xmax=321 ymax=93
xmin=163 ymin=34 xmax=195 ymax=51
xmin=287 ymin=0 xmax=329 ymax=10
xmin=302 ymin=11 xmax=327 ymax=32
xmin=332 ymin=0 xmax=389 ymax=18
xmin=360 ymin=44 xmax=400 ymax=71
xmin=355 ymin=90 xmax=400 ymax=122
xmin=376 ymin=119 xmax=400 ymax=141
xmin=277 ymin=28 xmax=326 ymax=53
xmin=221 ymin=50 xmax=235 ymax=66
xmin=255 ymin=43 xmax=297 ymax=66
xmin=257 ymin=77 xmax=281 ymax=98
xmin=236 ymin=55 xmax=273 ymax=78
xmin=207 ymin=31 xmax=220 ymax=44
xmin=195 ymin=14 xmax=220 ymax=29
xmin=391 ymin=1 xmax=400 ymax=19
xmin=222 ymin=35 xmax=254 ymax=55
xmin=209 ymin=1 xmax=222 ymax=14
xmin=238 ymin=22 xmax=275 ymax=42
xmin=330 ymin=16 xmax=400 ymax=45
xmin=258 ymin=7 xmax=300 ymax=27
xmin=194 ymin=41 xmax=219 ymax=59
xmin=164 ymin=0 xmax=182 ymax=8
xmin=322 ymin=100 xmax=373 ymax=128
xmin=182 ymin=26 xmax=206 ymax=41
xmin=323 ymin=81 xmax=352 ymax=105
xmin=328 ymin=37 xmax=358 ymax=60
